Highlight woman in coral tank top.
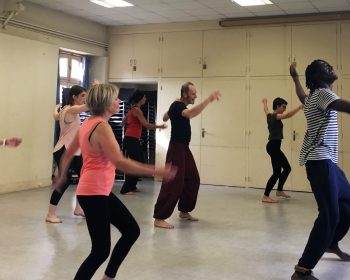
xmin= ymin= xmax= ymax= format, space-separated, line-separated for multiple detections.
xmin=55 ymin=84 xmax=176 ymax=280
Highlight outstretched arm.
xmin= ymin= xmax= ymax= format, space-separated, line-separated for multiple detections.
xmin=276 ymin=104 xmax=303 ymax=120
xmin=65 ymin=104 xmax=89 ymax=116
xmin=182 ymin=90 xmax=221 ymax=119
xmin=1 ymin=137 xmax=22 ymax=147
xmin=95 ymin=123 xmax=176 ymax=181
xmin=290 ymin=62 xmax=307 ymax=104
xmin=329 ymin=99 xmax=350 ymax=114
xmin=133 ymin=108 xmax=167 ymax=130
xmin=262 ymin=98 xmax=269 ymax=115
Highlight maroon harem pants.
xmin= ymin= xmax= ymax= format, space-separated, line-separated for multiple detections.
xmin=153 ymin=143 xmax=200 ymax=219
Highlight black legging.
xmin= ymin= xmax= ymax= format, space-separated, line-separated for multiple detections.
xmin=50 ymin=146 xmax=82 ymax=205
xmin=264 ymin=139 xmax=291 ymax=196
xmin=120 ymin=136 xmax=144 ymax=194
xmin=75 ymin=193 xmax=140 ymax=279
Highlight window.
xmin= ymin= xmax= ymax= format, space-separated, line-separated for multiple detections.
xmin=59 ymin=52 xmax=84 ymax=104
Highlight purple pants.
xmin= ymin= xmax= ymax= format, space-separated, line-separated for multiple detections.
xmin=153 ymin=143 xmax=200 ymax=219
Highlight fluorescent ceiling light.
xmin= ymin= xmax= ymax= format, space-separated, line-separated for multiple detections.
xmin=231 ymin=0 xmax=273 ymax=6
xmin=89 ymin=0 xmax=134 ymax=8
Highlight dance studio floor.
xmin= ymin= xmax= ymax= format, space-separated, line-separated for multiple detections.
xmin=0 ymin=180 xmax=349 ymax=280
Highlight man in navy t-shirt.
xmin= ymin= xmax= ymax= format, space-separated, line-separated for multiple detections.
xmin=153 ymin=82 xmax=221 ymax=229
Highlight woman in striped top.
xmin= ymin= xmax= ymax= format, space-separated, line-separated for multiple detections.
xmin=290 ymin=60 xmax=350 ymax=280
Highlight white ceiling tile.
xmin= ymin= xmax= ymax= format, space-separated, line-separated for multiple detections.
xmin=197 ymin=0 xmax=239 ymax=9
xmin=246 ymin=5 xmax=285 ymax=12
xmin=186 ymin=9 xmax=223 ymax=17
xmin=285 ymin=8 xmax=321 ymax=14
xmin=317 ymin=6 xmax=350 ymax=12
xmin=276 ymin=2 xmax=315 ymax=10
xmin=252 ymin=10 xmax=288 ymax=16
xmin=220 ymin=10 xmax=256 ymax=17
xmin=311 ymin=0 xmax=350 ymax=7
xmin=272 ymin=0 xmax=311 ymax=3
xmin=129 ymin=0 xmax=164 ymax=5
xmin=167 ymin=1 xmax=208 ymax=9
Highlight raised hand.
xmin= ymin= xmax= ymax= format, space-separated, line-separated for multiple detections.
xmin=290 ymin=62 xmax=299 ymax=80
xmin=209 ymin=90 xmax=222 ymax=102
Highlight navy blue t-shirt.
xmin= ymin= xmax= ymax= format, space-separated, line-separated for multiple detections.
xmin=168 ymin=101 xmax=191 ymax=144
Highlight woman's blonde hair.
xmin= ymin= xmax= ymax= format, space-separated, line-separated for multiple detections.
xmin=87 ymin=84 xmax=117 ymax=116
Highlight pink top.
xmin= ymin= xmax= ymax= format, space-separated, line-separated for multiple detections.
xmin=76 ymin=116 xmax=116 ymax=196
xmin=53 ymin=106 xmax=81 ymax=156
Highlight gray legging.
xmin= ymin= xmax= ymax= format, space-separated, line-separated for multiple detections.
xmin=75 ymin=192 xmax=140 ymax=279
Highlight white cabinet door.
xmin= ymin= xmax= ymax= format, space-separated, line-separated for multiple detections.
xmin=109 ymin=34 xmax=133 ymax=79
xmin=155 ymin=78 xmax=202 ymax=173
xmin=247 ymin=78 xmax=292 ymax=189
xmin=161 ymin=31 xmax=203 ymax=78
xmin=109 ymin=33 xmax=160 ymax=80
xmin=133 ymin=33 xmax=160 ymax=79
xmin=202 ymin=29 xmax=247 ymax=77
xmin=200 ymin=78 xmax=247 ymax=187
xmin=291 ymin=23 xmax=337 ymax=76
xmin=340 ymin=23 xmax=350 ymax=75
xmin=249 ymin=26 xmax=291 ymax=76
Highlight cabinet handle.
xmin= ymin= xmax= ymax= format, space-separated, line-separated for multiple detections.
xmin=201 ymin=128 xmax=206 ymax=138
xmin=293 ymin=130 xmax=296 ymax=141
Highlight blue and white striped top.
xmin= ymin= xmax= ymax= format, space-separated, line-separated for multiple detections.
xmin=299 ymin=88 xmax=339 ymax=165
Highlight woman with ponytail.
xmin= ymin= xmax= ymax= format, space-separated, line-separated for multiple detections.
xmin=120 ymin=91 xmax=167 ymax=195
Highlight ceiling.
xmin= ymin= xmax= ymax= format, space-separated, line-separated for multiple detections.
xmin=25 ymin=0 xmax=350 ymax=26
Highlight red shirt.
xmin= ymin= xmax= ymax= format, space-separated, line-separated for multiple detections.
xmin=125 ymin=106 xmax=142 ymax=139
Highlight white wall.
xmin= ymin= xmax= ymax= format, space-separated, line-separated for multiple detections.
xmin=0 ymin=32 xmax=58 ymax=193
xmin=0 ymin=1 xmax=108 ymax=193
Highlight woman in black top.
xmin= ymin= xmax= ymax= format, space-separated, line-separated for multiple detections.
xmin=262 ymin=97 xmax=303 ymax=203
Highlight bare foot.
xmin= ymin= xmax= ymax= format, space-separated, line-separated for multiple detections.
xmin=179 ymin=212 xmax=199 ymax=221
xmin=154 ymin=219 xmax=174 ymax=229
xmin=261 ymin=195 xmax=277 ymax=203
xmin=276 ymin=191 xmax=291 ymax=199
xmin=326 ymin=245 xmax=350 ymax=261
xmin=45 ymin=214 xmax=62 ymax=223
xmin=73 ymin=210 xmax=85 ymax=217
xmin=121 ymin=191 xmax=136 ymax=195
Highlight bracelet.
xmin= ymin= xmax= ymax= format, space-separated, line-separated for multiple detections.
xmin=2 ymin=138 xmax=6 ymax=147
